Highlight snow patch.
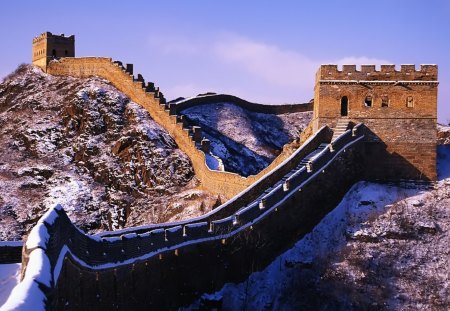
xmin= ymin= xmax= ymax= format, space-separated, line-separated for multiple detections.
xmin=25 ymin=224 xmax=50 ymax=250
xmin=205 ymin=153 xmax=224 ymax=171
xmin=186 ymin=181 xmax=418 ymax=310
xmin=0 ymin=263 xmax=21 ymax=307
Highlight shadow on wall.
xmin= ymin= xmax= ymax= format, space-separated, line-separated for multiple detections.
xmin=208 ymin=182 xmax=424 ymax=310
xmin=50 ymin=140 xmax=365 ymax=310
xmin=181 ymin=103 xmax=292 ymax=176
xmin=362 ymin=128 xmax=431 ymax=182
xmin=437 ymin=145 xmax=450 ymax=180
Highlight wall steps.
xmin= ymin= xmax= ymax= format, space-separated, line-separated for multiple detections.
xmin=3 ymin=123 xmax=366 ymax=310
xmin=331 ymin=117 xmax=350 ymax=141
xmin=237 ymin=142 xmax=331 ymax=213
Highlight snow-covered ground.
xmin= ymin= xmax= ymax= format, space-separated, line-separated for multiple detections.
xmin=182 ymin=103 xmax=312 ymax=176
xmin=0 ymin=65 xmax=216 ymax=240
xmin=0 ymin=264 xmax=21 ymax=307
xmin=187 ymin=145 xmax=450 ymax=310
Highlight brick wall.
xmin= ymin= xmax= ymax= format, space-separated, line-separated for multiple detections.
xmin=32 ymin=32 xmax=75 ymax=71
xmin=46 ymin=58 xmax=313 ymax=198
xmin=0 ymin=242 xmax=23 ymax=263
xmin=313 ymin=64 xmax=438 ymax=180
xmin=51 ymin=140 xmax=364 ymax=310
xmin=174 ymin=94 xmax=313 ymax=115
xmin=5 ymin=123 xmax=364 ymax=310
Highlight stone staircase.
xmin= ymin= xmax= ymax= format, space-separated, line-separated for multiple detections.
xmin=332 ymin=117 xmax=350 ymax=141
xmin=251 ymin=143 xmax=329 ymax=199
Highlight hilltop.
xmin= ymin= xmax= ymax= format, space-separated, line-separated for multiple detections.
xmin=0 ymin=64 xmax=311 ymax=240
xmin=0 ymin=65 xmax=212 ymax=239
xmin=182 ymin=102 xmax=311 ymax=176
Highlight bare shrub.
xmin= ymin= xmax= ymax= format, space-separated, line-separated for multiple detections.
xmin=1 ymin=63 xmax=29 ymax=83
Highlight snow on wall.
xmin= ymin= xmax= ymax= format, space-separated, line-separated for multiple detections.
xmin=2 ymin=123 xmax=364 ymax=310
xmin=0 ymin=264 xmax=21 ymax=307
xmin=1 ymin=205 xmax=62 ymax=311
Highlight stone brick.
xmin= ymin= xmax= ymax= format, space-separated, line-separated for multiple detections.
xmin=312 ymin=64 xmax=438 ymax=180
xmin=32 ymin=32 xmax=75 ymax=71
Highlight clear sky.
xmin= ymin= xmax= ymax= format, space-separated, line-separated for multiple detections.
xmin=1 ymin=0 xmax=449 ymax=122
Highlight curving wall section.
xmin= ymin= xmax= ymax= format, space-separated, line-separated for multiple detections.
xmin=45 ymin=57 xmax=312 ymax=199
xmin=3 ymin=125 xmax=366 ymax=310
xmin=172 ymin=93 xmax=313 ymax=115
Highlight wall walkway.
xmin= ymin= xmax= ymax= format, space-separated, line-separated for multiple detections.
xmin=2 ymin=125 xmax=366 ymax=310
xmin=46 ymin=58 xmax=312 ymax=198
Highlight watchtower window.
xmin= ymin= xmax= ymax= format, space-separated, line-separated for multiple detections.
xmin=406 ymin=96 xmax=414 ymax=108
xmin=364 ymin=96 xmax=372 ymax=107
xmin=340 ymin=96 xmax=349 ymax=116
xmin=64 ymin=50 xmax=68 ymax=56
xmin=381 ymin=96 xmax=389 ymax=107
xmin=52 ymin=49 xmax=56 ymax=57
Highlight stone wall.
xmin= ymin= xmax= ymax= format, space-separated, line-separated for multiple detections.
xmin=174 ymin=93 xmax=313 ymax=115
xmin=46 ymin=57 xmax=312 ymax=198
xmin=32 ymin=32 xmax=75 ymax=71
xmin=96 ymin=126 xmax=332 ymax=238
xmin=0 ymin=241 xmax=22 ymax=263
xmin=313 ymin=64 xmax=438 ymax=180
xmin=3 ymin=126 xmax=365 ymax=310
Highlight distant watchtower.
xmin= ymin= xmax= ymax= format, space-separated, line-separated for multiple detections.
xmin=313 ymin=64 xmax=439 ymax=180
xmin=32 ymin=32 xmax=75 ymax=71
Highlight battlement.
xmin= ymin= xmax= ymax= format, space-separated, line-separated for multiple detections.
xmin=32 ymin=31 xmax=75 ymax=43
xmin=3 ymin=126 xmax=366 ymax=310
xmin=314 ymin=62 xmax=438 ymax=180
xmin=32 ymin=31 xmax=75 ymax=70
xmin=318 ymin=64 xmax=438 ymax=81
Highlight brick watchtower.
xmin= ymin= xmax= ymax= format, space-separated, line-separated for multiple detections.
xmin=313 ymin=64 xmax=439 ymax=180
xmin=32 ymin=32 xmax=75 ymax=71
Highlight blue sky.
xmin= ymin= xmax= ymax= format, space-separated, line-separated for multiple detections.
xmin=1 ymin=0 xmax=449 ymax=122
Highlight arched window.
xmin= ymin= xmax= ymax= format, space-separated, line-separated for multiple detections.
xmin=64 ymin=50 xmax=68 ymax=56
xmin=364 ymin=96 xmax=372 ymax=107
xmin=52 ymin=49 xmax=57 ymax=57
xmin=341 ymin=96 xmax=349 ymax=116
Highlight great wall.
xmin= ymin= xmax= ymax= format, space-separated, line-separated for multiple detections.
xmin=45 ymin=57 xmax=315 ymax=199
xmin=0 ymin=32 xmax=439 ymax=310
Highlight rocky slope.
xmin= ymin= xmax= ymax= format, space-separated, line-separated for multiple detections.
xmin=182 ymin=103 xmax=312 ymax=176
xmin=0 ymin=65 xmax=219 ymax=240
xmin=189 ymin=145 xmax=450 ymax=311
xmin=0 ymin=65 xmax=310 ymax=241
xmin=190 ymin=180 xmax=450 ymax=310
xmin=437 ymin=124 xmax=450 ymax=145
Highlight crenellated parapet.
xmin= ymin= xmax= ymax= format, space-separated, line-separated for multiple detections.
xmin=318 ymin=64 xmax=438 ymax=82
xmin=3 ymin=126 xmax=366 ymax=310
xmin=43 ymin=57 xmax=315 ymax=198
xmin=32 ymin=31 xmax=75 ymax=70
xmin=313 ymin=63 xmax=438 ymax=180
xmin=32 ymin=31 xmax=75 ymax=43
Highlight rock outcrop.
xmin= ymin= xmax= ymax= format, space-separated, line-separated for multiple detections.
xmin=0 ymin=65 xmax=217 ymax=240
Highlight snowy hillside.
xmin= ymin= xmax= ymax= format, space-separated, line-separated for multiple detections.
xmin=182 ymin=103 xmax=312 ymax=176
xmin=0 ymin=65 xmax=217 ymax=240
xmin=188 ymin=145 xmax=450 ymax=310
xmin=438 ymin=124 xmax=450 ymax=145
xmin=2 ymin=65 xmax=450 ymax=310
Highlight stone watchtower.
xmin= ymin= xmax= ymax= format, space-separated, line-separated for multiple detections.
xmin=32 ymin=32 xmax=75 ymax=71
xmin=312 ymin=64 xmax=438 ymax=180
